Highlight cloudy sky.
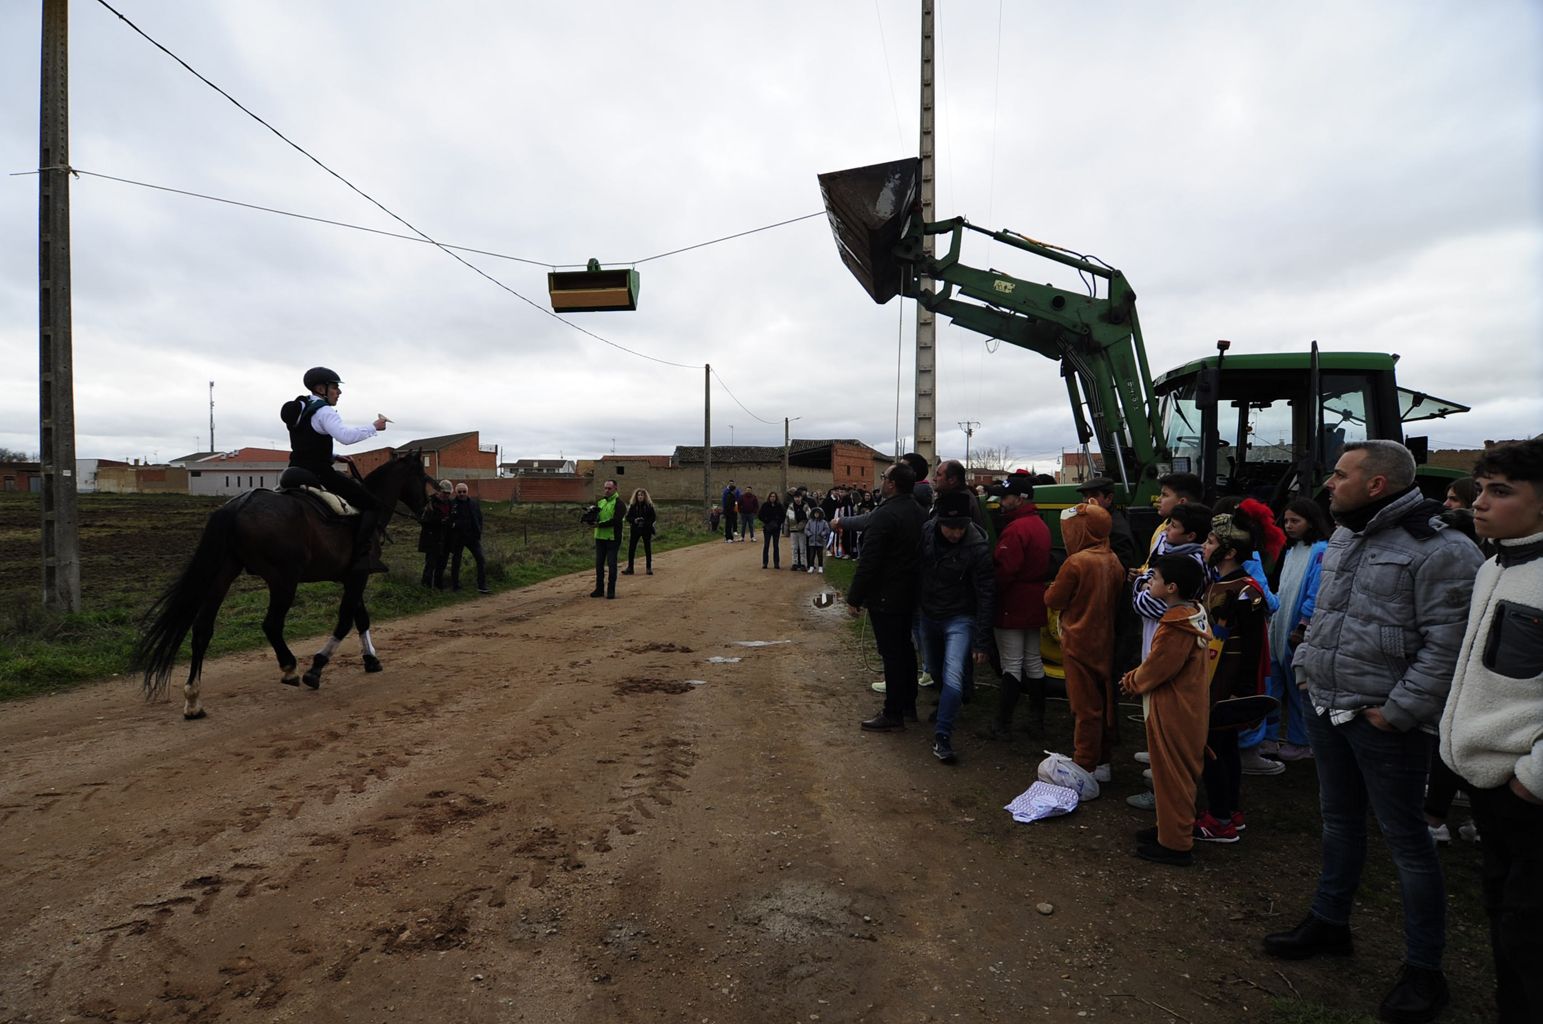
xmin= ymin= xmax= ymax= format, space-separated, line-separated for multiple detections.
xmin=3 ymin=1 xmax=1539 ymax=469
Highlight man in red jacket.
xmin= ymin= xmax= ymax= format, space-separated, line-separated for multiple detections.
xmin=985 ymin=474 xmax=1051 ymax=739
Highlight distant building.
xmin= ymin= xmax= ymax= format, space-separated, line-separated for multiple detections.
xmin=575 ymin=439 xmax=891 ymax=501
xmin=0 ymin=460 xmax=41 ymax=493
xmin=359 ymin=431 xmax=498 ymax=481
xmin=1057 ymin=451 xmax=1105 ymax=485
xmin=186 ymin=448 xmax=291 ymax=496
xmin=502 ymin=458 xmax=577 ymax=476
xmin=75 ymin=458 xmax=130 ymax=493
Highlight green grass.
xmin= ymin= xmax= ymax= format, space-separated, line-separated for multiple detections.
xmin=0 ymin=492 xmax=716 ymax=700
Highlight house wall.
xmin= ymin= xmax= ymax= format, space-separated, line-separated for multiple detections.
xmin=188 ymin=463 xmax=288 ymax=496
xmin=95 ymin=466 xmax=190 ymax=494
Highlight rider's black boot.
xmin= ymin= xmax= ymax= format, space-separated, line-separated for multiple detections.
xmin=352 ymin=510 xmax=388 ymax=574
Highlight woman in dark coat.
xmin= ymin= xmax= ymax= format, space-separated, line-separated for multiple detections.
xmin=623 ymin=488 xmax=658 ymax=575
xmin=417 ymin=481 xmax=453 ymax=588
xmin=759 ymin=491 xmax=785 ymax=569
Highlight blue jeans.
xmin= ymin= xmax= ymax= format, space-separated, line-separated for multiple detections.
xmin=1305 ymin=710 xmax=1445 ymax=969
xmin=919 ymin=614 xmax=973 ymax=739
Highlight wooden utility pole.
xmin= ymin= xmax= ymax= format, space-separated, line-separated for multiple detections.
xmin=913 ymin=0 xmax=937 ymax=466
xmin=209 ymin=380 xmax=215 ymax=451
xmin=702 ymin=364 xmax=712 ymax=511
xmin=39 ymin=0 xmax=80 ymax=612
xmin=782 ymin=418 xmax=790 ymax=496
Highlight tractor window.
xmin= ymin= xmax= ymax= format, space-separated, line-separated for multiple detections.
xmin=1161 ymin=393 xmax=1204 ymax=476
xmin=1242 ymin=400 xmax=1294 ymax=465
xmin=1320 ymin=373 xmax=1374 ymax=467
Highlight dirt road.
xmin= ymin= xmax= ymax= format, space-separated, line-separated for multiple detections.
xmin=0 ymin=540 xmax=1490 ymax=1023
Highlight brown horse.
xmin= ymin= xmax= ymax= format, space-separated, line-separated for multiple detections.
xmin=133 ymin=451 xmax=434 ymax=718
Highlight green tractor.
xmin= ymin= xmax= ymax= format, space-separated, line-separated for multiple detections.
xmin=818 ymin=157 xmax=1469 ymax=546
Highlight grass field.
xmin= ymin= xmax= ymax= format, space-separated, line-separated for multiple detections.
xmin=0 ymin=491 xmax=715 ymax=700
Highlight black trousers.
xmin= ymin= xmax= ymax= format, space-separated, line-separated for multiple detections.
xmin=594 ymin=537 xmax=619 ymax=595
xmin=723 ymin=509 xmax=738 ymax=540
xmin=869 ymin=608 xmax=917 ymax=720
xmin=1467 ymin=783 xmax=1543 ymax=1023
xmin=627 ymin=528 xmax=652 ymax=570
xmin=1201 ymin=726 xmax=1242 ymax=819
xmin=450 ymin=534 xmax=486 ymax=590
xmin=310 ymin=464 xmax=378 ymax=513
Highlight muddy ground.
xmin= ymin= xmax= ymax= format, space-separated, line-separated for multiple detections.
xmin=0 ymin=539 xmax=1495 ymax=1023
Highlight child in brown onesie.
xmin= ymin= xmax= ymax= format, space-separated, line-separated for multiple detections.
xmin=1119 ymin=554 xmax=1212 ymax=866
xmin=1043 ymin=503 xmax=1126 ymax=777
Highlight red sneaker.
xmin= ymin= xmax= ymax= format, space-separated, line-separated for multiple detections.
xmin=1230 ymin=811 xmax=1247 ymax=833
xmin=1193 ymin=812 xmax=1240 ymax=844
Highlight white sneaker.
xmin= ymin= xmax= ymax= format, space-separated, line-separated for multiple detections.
xmin=1240 ymin=748 xmax=1287 ymax=776
xmin=818 ymin=566 xmax=825 ymax=574
xmin=917 ymin=672 xmax=936 ymax=688
xmin=1142 ymin=768 xmax=1153 ymax=782
xmin=807 ymin=566 xmax=815 ymax=574
xmin=1428 ymin=823 xmax=1451 ymax=844
xmin=1134 ymin=751 xmax=1151 ymax=765
xmin=1093 ymin=763 xmax=1112 ymax=783
xmin=1457 ymin=820 xmax=1481 ymax=843
xmin=870 ymin=679 xmax=887 ymax=694
xmin=1126 ymin=791 xmax=1157 ymax=811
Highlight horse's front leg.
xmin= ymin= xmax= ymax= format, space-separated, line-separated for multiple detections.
xmin=303 ymin=576 xmax=366 ymax=689
xmin=263 ymin=578 xmax=302 ymax=687
xmin=355 ymin=598 xmax=382 ymax=673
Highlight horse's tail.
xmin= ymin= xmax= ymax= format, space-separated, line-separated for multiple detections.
xmin=132 ymin=497 xmax=245 ymax=700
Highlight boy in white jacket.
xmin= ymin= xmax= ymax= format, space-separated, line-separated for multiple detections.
xmin=1439 ymin=438 xmax=1543 ymax=1023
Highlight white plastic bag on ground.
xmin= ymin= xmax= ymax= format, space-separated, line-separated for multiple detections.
xmin=1036 ymin=751 xmax=1101 ymax=801
xmin=1004 ymin=781 xmax=1080 ymax=823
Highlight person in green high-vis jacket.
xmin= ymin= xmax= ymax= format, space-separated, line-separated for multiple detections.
xmin=591 ymin=479 xmax=623 ymax=599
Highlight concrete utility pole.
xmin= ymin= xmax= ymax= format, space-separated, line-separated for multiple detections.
xmin=783 ymin=418 xmax=791 ymax=496
xmin=702 ymin=364 xmax=712 ymax=510
xmin=39 ymin=0 xmax=80 ymax=612
xmin=209 ymin=380 xmax=215 ymax=452
xmin=913 ymin=0 xmax=937 ymax=466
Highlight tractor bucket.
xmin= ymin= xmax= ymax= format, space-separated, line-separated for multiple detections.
xmin=817 ymin=157 xmax=919 ymax=304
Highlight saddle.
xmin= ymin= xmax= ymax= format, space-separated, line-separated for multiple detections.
xmin=278 ymin=467 xmax=359 ymax=518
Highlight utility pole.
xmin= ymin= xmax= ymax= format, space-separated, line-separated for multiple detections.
xmin=39 ymin=0 xmax=80 ymax=612
xmin=783 ymin=418 xmax=790 ymax=496
xmin=702 ymin=364 xmax=712 ymax=510
xmin=913 ymin=0 xmax=937 ymax=466
xmin=208 ymin=380 xmax=215 ymax=451
xmin=958 ymin=420 xmax=980 ymax=469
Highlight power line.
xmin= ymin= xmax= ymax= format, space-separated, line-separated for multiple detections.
xmin=88 ymin=0 xmax=696 ymax=369
xmin=87 ymin=0 xmax=809 ymax=414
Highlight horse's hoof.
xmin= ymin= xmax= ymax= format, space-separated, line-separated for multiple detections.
xmin=183 ymin=709 xmax=207 ymax=721
xmin=302 ymin=673 xmax=322 ymax=690
xmin=280 ymin=676 xmax=300 ymax=687
xmin=362 ymin=655 xmax=383 ymax=674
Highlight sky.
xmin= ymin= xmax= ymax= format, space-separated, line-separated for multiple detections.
xmin=3 ymin=1 xmax=1540 ymax=471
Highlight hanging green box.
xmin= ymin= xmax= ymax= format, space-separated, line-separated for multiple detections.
xmin=547 ymin=259 xmax=640 ymax=312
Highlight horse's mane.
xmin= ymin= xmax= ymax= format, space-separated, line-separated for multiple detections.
xmin=363 ymin=448 xmax=424 ymax=483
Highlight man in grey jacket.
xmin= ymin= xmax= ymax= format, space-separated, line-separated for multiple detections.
xmin=1264 ymin=440 xmax=1482 ymax=1024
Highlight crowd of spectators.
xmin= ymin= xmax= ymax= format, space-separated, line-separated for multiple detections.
xmin=818 ymin=440 xmax=1540 ymax=1024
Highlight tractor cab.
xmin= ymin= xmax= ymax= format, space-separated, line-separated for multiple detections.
xmin=1152 ymin=350 xmax=1468 ymax=508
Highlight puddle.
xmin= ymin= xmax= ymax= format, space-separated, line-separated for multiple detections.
xmin=810 ymin=591 xmax=843 ymax=608
xmin=733 ymin=640 xmax=792 ymax=648
xmin=705 ymin=656 xmax=742 ymax=664
xmin=685 ymin=679 xmax=707 ymax=687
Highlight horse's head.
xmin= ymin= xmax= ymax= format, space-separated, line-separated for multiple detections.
xmin=365 ymin=449 xmax=434 ymax=517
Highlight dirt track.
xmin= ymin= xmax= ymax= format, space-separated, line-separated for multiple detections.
xmin=0 ymin=540 xmax=1490 ymax=1023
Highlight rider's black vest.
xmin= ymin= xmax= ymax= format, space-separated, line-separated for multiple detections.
xmin=285 ymin=396 xmax=334 ymax=472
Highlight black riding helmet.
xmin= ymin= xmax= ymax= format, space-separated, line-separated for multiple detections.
xmin=303 ymin=366 xmax=343 ymax=390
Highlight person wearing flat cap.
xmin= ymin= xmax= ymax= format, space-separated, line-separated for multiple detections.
xmin=1075 ymin=477 xmax=1139 ymax=570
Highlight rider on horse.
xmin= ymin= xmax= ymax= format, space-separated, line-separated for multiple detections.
xmin=280 ymin=366 xmax=390 ymax=574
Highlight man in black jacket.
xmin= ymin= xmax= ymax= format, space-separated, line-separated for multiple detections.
xmin=848 ymin=463 xmax=926 ymax=732
xmin=448 ymin=482 xmax=490 ymax=594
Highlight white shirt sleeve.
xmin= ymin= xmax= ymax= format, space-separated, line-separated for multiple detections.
xmin=309 ymin=403 xmax=377 ymax=446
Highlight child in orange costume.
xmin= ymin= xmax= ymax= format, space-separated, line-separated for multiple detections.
xmin=1043 ymin=503 xmax=1126 ymax=775
xmin=1119 ymin=554 xmax=1213 ymax=866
